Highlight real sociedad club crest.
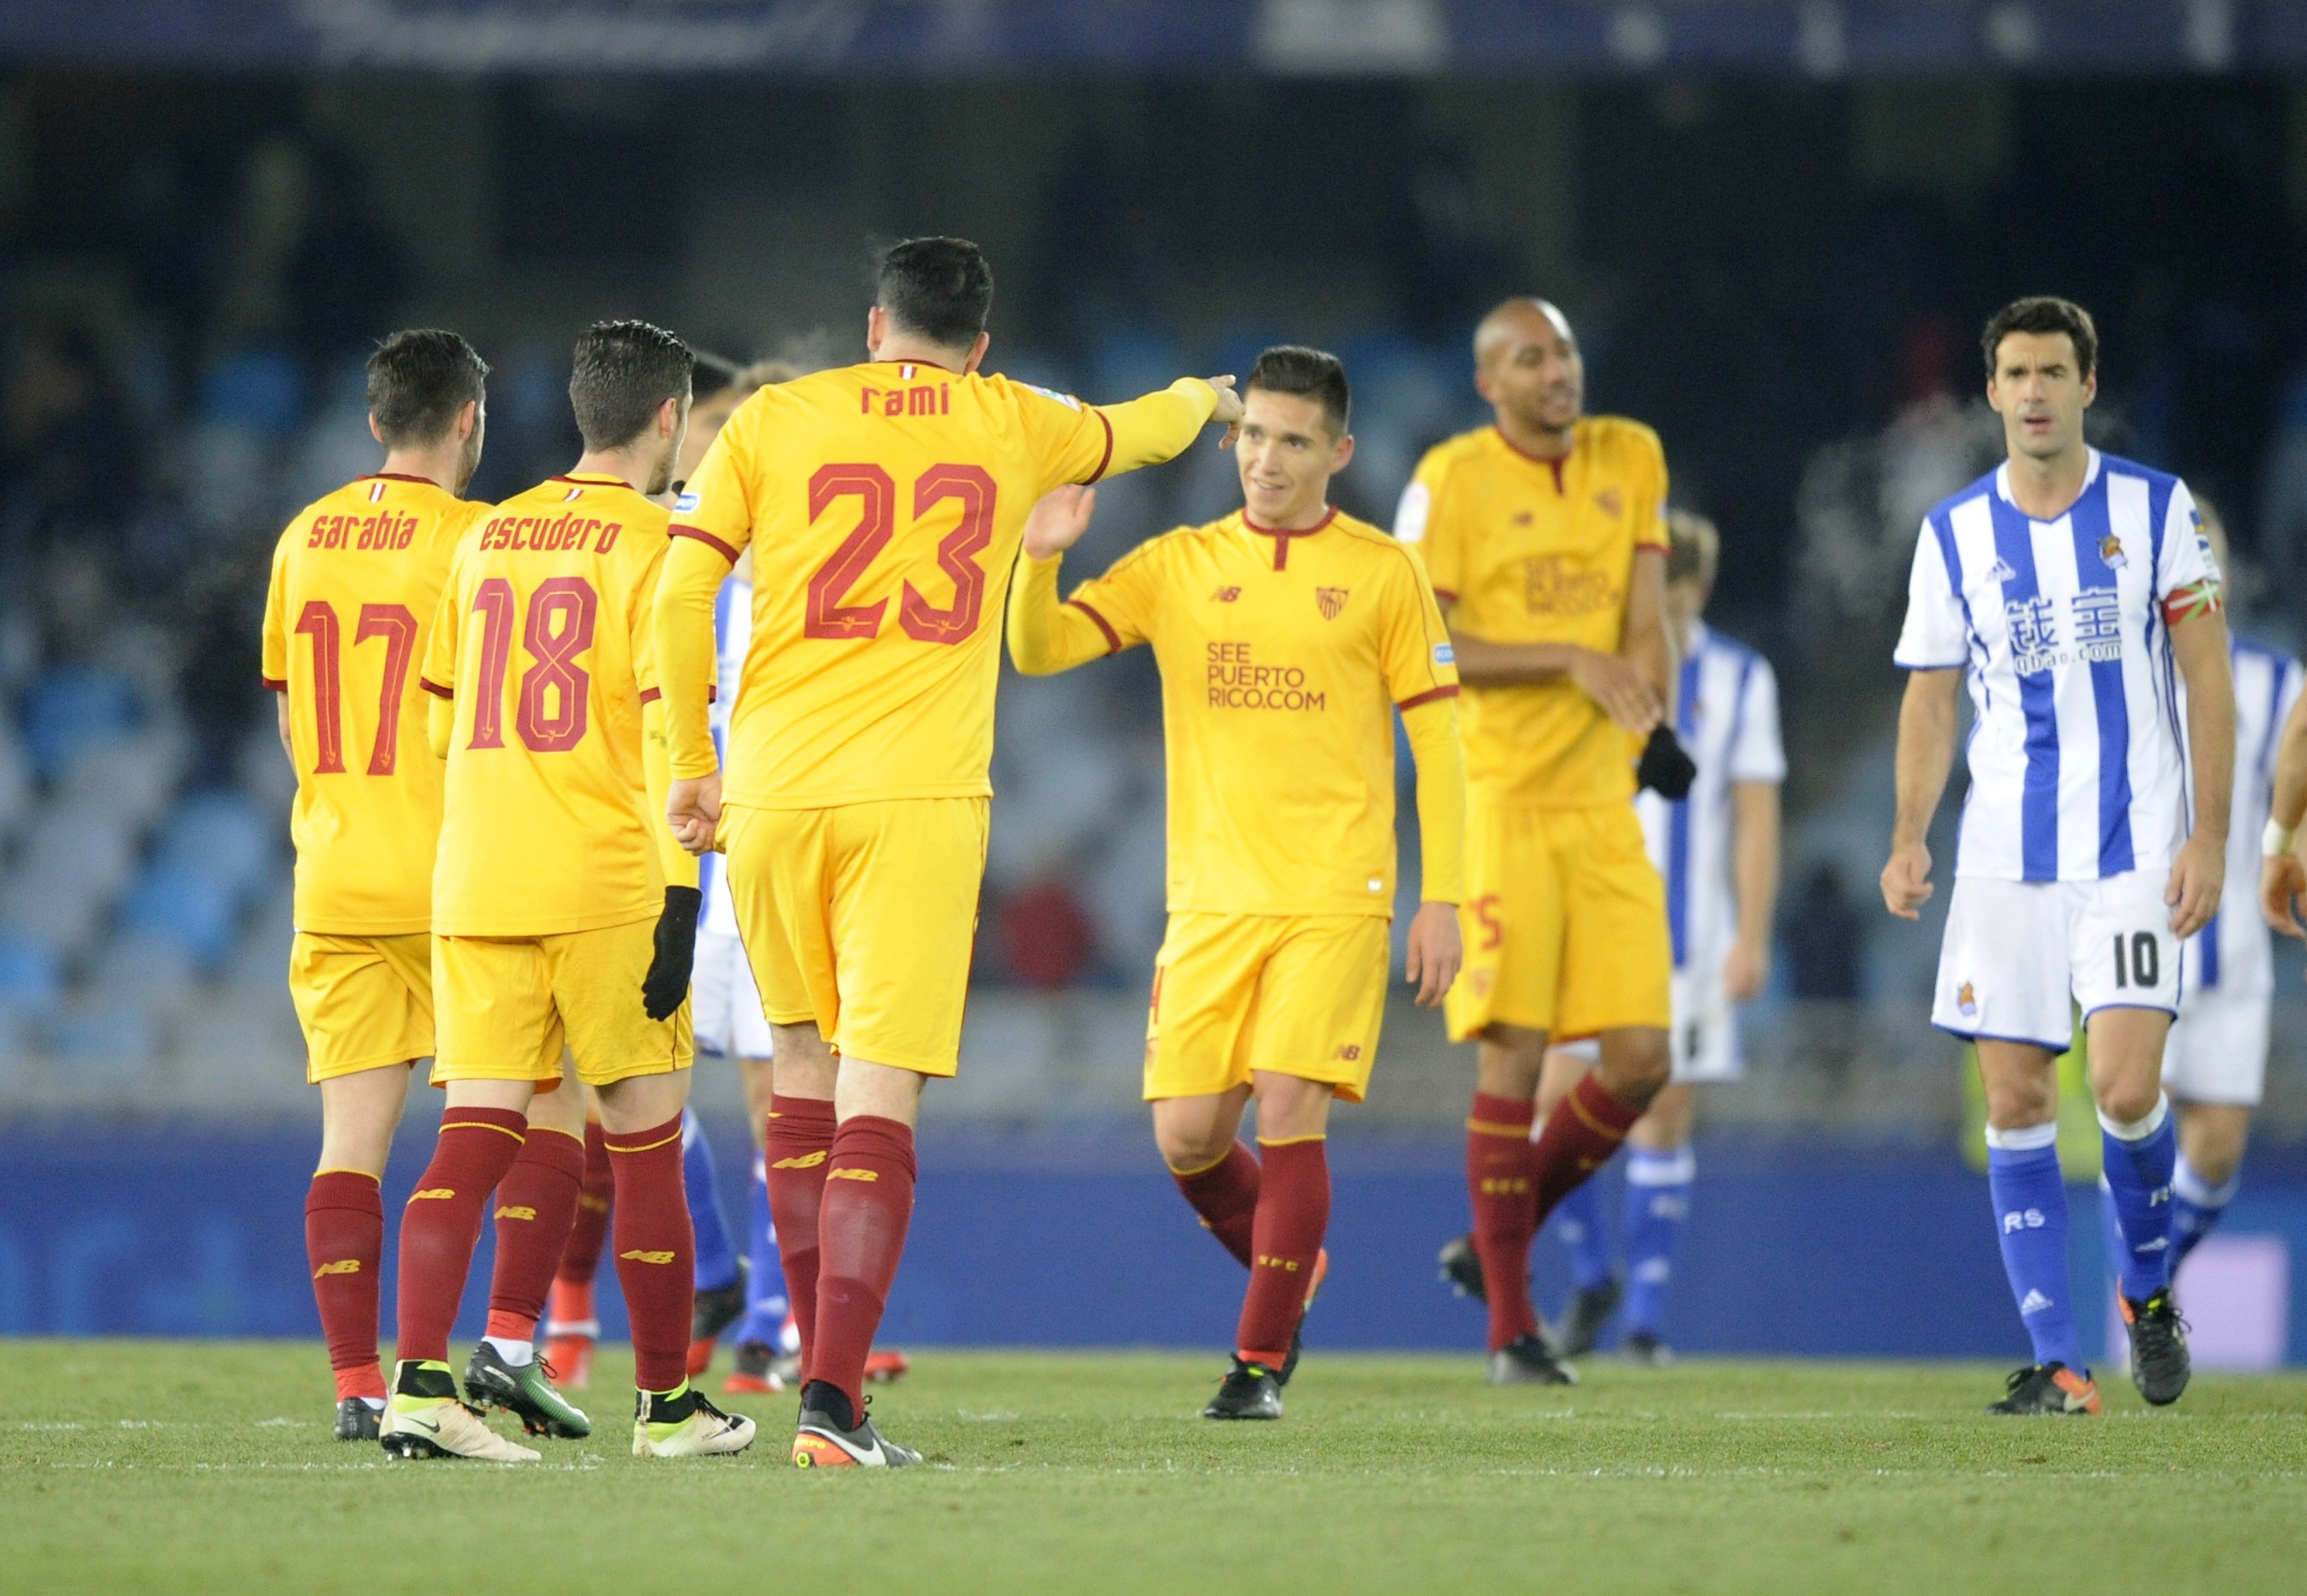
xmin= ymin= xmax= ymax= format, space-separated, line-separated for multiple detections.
xmin=2099 ymin=531 xmax=2126 ymax=570
xmin=1957 ymin=982 xmax=1977 ymax=1017
xmin=1316 ymin=587 xmax=1348 ymax=620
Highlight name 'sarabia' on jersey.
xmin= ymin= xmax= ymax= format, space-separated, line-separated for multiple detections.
xmin=1635 ymin=620 xmax=1785 ymax=978
xmin=1893 ymin=449 xmax=2219 ymax=884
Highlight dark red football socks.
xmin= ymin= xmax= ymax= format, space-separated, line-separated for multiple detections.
xmin=306 ymin=1169 xmax=387 ymax=1402
xmin=763 ymin=1093 xmax=837 ymax=1378
xmin=809 ymin=1114 xmax=917 ymax=1425
xmin=1466 ymin=1091 xmax=1541 ymax=1352
xmin=1235 ymin=1136 xmax=1330 ymax=1367
xmin=604 ymin=1114 xmax=695 ymax=1393
xmin=554 ymin=1118 xmax=615 ymax=1291
xmin=1172 ymin=1141 xmax=1262 ymax=1268
xmin=485 ymin=1124 xmax=586 ymax=1342
xmin=393 ymin=1106 xmax=527 ymax=1366
xmin=1528 ymin=1073 xmax=1643 ymax=1230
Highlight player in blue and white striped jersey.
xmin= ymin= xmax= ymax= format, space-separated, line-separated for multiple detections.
xmin=2132 ymin=503 xmax=2304 ymax=1281
xmin=1531 ymin=511 xmax=1785 ymax=1365
xmin=1883 ymin=297 xmax=2237 ymax=1416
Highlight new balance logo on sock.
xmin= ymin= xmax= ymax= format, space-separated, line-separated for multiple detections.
xmin=827 ymin=1169 xmax=880 ymax=1183
xmin=313 ymin=1259 xmax=361 ymax=1278
xmin=495 ymin=1205 xmax=535 ymax=1221
xmin=619 ymin=1249 xmax=677 ymax=1265
xmin=2018 ymin=1289 xmax=2055 ymax=1316
xmin=410 ymin=1188 xmax=455 ymax=1201
xmin=2001 ymin=1208 xmax=2047 ymax=1234
xmin=771 ymin=1151 xmax=828 ymax=1170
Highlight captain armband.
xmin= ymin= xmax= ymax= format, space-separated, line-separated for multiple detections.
xmin=2160 ymin=578 xmax=2223 ymax=627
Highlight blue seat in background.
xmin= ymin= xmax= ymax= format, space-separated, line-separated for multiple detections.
xmin=194 ymin=347 xmax=307 ymax=438
xmin=21 ymin=667 xmax=137 ymax=783
xmin=0 ymin=933 xmax=62 ymax=1017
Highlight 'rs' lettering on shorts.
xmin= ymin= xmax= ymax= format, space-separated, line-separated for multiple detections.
xmin=289 ymin=931 xmax=435 ymax=1082
xmin=431 ymin=917 xmax=692 ymax=1088
xmin=1144 ymin=912 xmax=1391 ymax=1104
xmin=719 ymin=797 xmax=989 ymax=1078
xmin=1447 ymin=799 xmax=1671 ymax=1043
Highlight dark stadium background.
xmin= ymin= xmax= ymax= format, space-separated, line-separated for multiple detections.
xmin=2 ymin=2 xmax=2304 ymax=1366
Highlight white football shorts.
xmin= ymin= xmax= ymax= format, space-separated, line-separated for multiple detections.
xmin=691 ymin=928 xmax=775 ymax=1060
xmin=1668 ymin=967 xmax=1741 ymax=1085
xmin=1932 ymin=872 xmax=2182 ymax=1050
xmin=2160 ymin=986 xmax=2270 ymax=1106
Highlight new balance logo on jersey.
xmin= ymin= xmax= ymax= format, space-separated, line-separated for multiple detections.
xmin=1315 ymin=586 xmax=1349 ymax=620
xmin=2002 ymin=1208 xmax=2048 ymax=1234
xmin=1210 ymin=586 xmax=1241 ymax=603
xmin=2018 ymin=1288 xmax=2055 ymax=1316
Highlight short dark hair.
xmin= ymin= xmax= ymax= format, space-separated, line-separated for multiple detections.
xmin=1982 ymin=295 xmax=2098 ymax=381
xmin=689 ymin=350 xmax=743 ymax=405
xmin=367 ymin=329 xmax=488 ymax=447
xmin=877 ymin=237 xmax=994 ymax=350
xmin=568 ymin=320 xmax=694 ymax=451
xmin=1245 ymin=345 xmax=1351 ymax=436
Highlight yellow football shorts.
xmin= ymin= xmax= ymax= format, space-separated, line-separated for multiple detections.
xmin=1144 ymin=912 xmax=1392 ymax=1104
xmin=289 ymin=931 xmax=434 ymax=1083
xmin=1446 ymin=798 xmax=1671 ymax=1044
xmin=719 ymin=797 xmax=989 ymax=1078
xmin=430 ymin=917 xmax=691 ymax=1088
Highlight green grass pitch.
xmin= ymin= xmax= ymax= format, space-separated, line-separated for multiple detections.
xmin=4 ymin=1342 xmax=2305 ymax=1595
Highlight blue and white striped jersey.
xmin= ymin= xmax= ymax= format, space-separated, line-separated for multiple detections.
xmin=698 ymin=574 xmax=752 ymax=937
xmin=1637 ymin=621 xmax=1785 ymax=978
xmin=2184 ymin=635 xmax=2304 ymax=1001
xmin=1894 ymin=449 xmax=2218 ymax=883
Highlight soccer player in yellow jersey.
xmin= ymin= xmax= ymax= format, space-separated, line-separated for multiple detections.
xmin=1394 ymin=298 xmax=1688 ymax=1385
xmin=262 ymin=330 xmax=489 ymax=1443
xmin=654 ymin=237 xmax=1242 ymax=1466
xmin=1007 ymin=346 xmax=1465 ymax=1420
xmin=382 ymin=321 xmax=752 ymax=1463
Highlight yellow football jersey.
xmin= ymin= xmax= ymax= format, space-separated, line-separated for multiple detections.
xmin=1395 ymin=417 xmax=1669 ymax=809
xmin=657 ymin=360 xmax=1219 ymax=807
xmin=261 ymin=473 xmax=489 ymax=935
xmin=422 ymin=474 xmax=672 ymax=935
xmin=1011 ymin=509 xmax=1458 ymax=917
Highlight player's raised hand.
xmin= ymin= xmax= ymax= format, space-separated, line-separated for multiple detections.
xmin=1723 ymin=937 xmax=1770 ymax=1002
xmin=667 ymin=771 xmax=722 ymax=856
xmin=1404 ymin=900 xmax=1463 ymax=1007
xmin=2262 ymin=849 xmax=2307 ymax=941
xmin=1022 ymin=484 xmax=1098 ymax=560
xmin=1566 ymin=647 xmax=1662 ymax=735
xmin=1879 ymin=839 xmax=1933 ymax=920
xmin=2165 ymin=831 xmax=2224 ymax=940
xmin=1205 ymin=375 xmax=1245 ymax=448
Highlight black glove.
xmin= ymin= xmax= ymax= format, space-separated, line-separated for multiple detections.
xmin=641 ymin=885 xmax=703 ymax=1020
xmin=1637 ymin=724 xmax=1697 ymax=800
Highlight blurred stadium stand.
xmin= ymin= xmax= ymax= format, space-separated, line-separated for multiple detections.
xmin=2 ymin=27 xmax=2306 ymax=1151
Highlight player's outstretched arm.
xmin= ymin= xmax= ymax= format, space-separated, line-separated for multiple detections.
xmin=1007 ymin=487 xmax=1138 ymax=676
xmin=2262 ymin=683 xmax=2307 ymax=941
xmin=1093 ymin=376 xmax=1238 ymax=480
xmin=1400 ymin=696 xmax=1466 ymax=1006
xmin=1881 ymin=667 xmax=1959 ymax=920
xmin=2167 ymin=606 xmax=2235 ymax=940
xmin=1725 ymin=779 xmax=1781 ymax=1000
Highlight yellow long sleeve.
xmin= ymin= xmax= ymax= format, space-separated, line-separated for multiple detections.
xmin=1007 ymin=552 xmax=1122 ymax=675
xmin=428 ymin=691 xmax=454 ymax=761
xmin=1095 ymin=378 xmax=1220 ymax=479
xmin=1402 ymin=696 xmax=1466 ymax=904
xmin=642 ymin=696 xmax=699 ymax=890
xmin=653 ymin=533 xmax=730 ymax=780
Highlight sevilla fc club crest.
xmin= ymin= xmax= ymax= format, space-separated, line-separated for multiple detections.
xmin=1315 ymin=587 xmax=1349 ymax=621
xmin=2099 ymin=532 xmax=2127 ymax=570
xmin=1957 ymin=981 xmax=1977 ymax=1017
